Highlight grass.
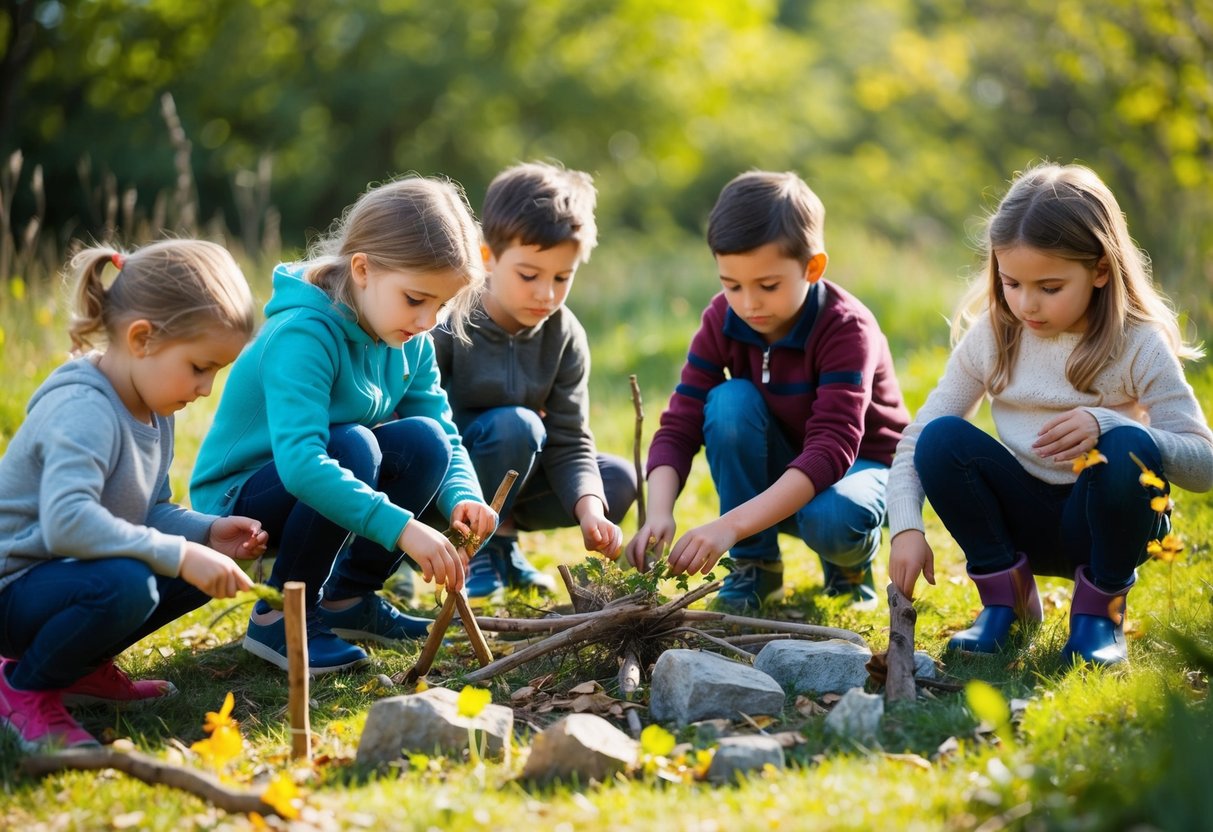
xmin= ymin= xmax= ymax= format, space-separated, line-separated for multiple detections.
xmin=2 ymin=234 xmax=1212 ymax=831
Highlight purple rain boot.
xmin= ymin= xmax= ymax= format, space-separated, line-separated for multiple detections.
xmin=947 ymin=553 xmax=1044 ymax=653
xmin=1060 ymin=566 xmax=1132 ymax=667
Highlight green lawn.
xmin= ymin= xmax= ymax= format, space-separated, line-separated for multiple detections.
xmin=2 ymin=241 xmax=1212 ymax=831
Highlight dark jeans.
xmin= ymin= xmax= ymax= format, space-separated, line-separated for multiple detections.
xmin=233 ymin=417 xmax=451 ymax=607
xmin=458 ymin=406 xmax=636 ymax=531
xmin=0 ymin=557 xmax=207 ymax=690
xmin=914 ymin=416 xmax=1169 ymax=588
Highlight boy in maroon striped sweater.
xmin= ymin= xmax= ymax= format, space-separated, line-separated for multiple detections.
xmin=625 ymin=171 xmax=909 ymax=610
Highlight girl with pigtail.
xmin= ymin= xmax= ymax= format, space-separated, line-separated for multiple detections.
xmin=0 ymin=240 xmax=268 ymax=752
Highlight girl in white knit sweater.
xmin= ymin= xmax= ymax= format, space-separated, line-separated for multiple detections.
xmin=886 ymin=163 xmax=1213 ymax=666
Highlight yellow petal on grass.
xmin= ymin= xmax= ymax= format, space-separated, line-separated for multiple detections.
xmin=1072 ymin=449 xmax=1107 ymax=474
xmin=261 ymin=771 xmax=301 ymax=820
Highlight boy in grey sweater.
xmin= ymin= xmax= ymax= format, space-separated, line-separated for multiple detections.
xmin=431 ymin=162 xmax=636 ymax=597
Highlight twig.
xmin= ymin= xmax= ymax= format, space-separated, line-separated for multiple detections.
xmin=618 ymin=649 xmax=643 ymax=738
xmin=558 ymin=564 xmax=596 ymax=613
xmin=22 ymin=748 xmax=278 ymax=816
xmin=677 ymin=610 xmax=867 ymax=646
xmin=650 ymin=580 xmax=722 ymax=623
xmin=665 ymin=627 xmax=756 ymax=662
xmin=885 ymin=583 xmax=918 ymax=702
xmin=629 ymin=374 xmax=646 ymax=529
xmin=284 ymin=582 xmax=311 ymax=760
xmin=454 ymin=591 xmax=494 ymax=666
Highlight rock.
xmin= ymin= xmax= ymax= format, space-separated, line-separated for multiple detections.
xmin=707 ymin=735 xmax=786 ymax=784
xmin=521 ymin=714 xmax=639 ymax=785
xmin=913 ymin=651 xmax=938 ymax=680
xmin=823 ymin=688 xmax=884 ymax=744
xmin=649 ymin=649 xmax=785 ymax=728
xmin=754 ymin=639 xmax=872 ymax=694
xmin=355 ymin=687 xmax=513 ymax=768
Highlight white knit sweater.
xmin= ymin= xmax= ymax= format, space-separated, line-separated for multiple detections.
xmin=886 ymin=314 xmax=1213 ymax=537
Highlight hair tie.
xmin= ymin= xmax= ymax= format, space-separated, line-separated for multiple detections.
xmin=111 ymin=252 xmax=125 ymax=270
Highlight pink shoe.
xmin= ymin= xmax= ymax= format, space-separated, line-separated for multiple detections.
xmin=0 ymin=662 xmax=98 ymax=751
xmin=61 ymin=660 xmax=178 ymax=706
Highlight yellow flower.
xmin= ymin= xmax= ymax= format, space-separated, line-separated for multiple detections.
xmin=190 ymin=723 xmax=243 ymax=770
xmin=457 ymin=685 xmax=491 ymax=718
xmin=1161 ymin=533 xmax=1184 ymax=554
xmin=260 ymin=771 xmax=301 ymax=820
xmin=203 ymin=692 xmax=237 ymax=734
xmin=1139 ymin=470 xmax=1165 ymax=490
xmin=1150 ymin=495 xmax=1172 ymax=513
xmin=1071 ymin=449 xmax=1107 ymax=474
xmin=640 ymin=724 xmax=676 ymax=757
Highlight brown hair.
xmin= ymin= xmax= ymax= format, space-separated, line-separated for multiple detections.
xmin=481 ymin=161 xmax=598 ymax=263
xmin=707 ymin=170 xmax=825 ymax=265
xmin=304 ymin=176 xmax=485 ymax=341
xmin=67 ymin=239 xmax=256 ymax=355
xmin=955 ymin=163 xmax=1201 ymax=394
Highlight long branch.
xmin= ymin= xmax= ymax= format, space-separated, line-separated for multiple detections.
xmin=677 ymin=610 xmax=866 ymax=646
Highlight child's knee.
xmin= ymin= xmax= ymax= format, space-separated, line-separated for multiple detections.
xmin=1097 ymin=425 xmax=1161 ymax=471
xmin=92 ymin=560 xmax=160 ymax=626
xmin=466 ymin=406 xmax=546 ymax=453
xmin=704 ymin=379 xmax=766 ymax=447
xmin=798 ymin=501 xmax=881 ymax=566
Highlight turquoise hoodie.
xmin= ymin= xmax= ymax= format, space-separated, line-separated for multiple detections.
xmin=190 ymin=265 xmax=482 ymax=552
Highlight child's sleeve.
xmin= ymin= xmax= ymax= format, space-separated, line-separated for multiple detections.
xmin=146 ymin=417 xmax=217 ymax=544
xmin=1084 ymin=330 xmax=1213 ymax=493
xmin=393 ymin=335 xmax=484 ymax=517
xmin=885 ymin=324 xmax=991 ymax=536
xmin=538 ymin=319 xmax=606 ymax=517
xmin=645 ymin=302 xmax=730 ymax=488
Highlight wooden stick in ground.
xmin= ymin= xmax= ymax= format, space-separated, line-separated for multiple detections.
xmin=558 ymin=563 xmax=595 ymax=613
xmin=23 ymin=748 xmax=279 ymax=816
xmin=885 ymin=582 xmax=918 ymax=703
xmin=618 ymin=648 xmax=643 ymax=738
xmin=283 ymin=581 xmax=310 ymax=761
xmin=454 ymin=591 xmax=493 ymax=666
xmin=629 ymin=374 xmax=659 ymax=570
xmin=402 ymin=470 xmax=518 ymax=683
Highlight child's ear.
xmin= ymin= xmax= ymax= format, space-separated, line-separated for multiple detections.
xmin=350 ymin=252 xmax=369 ymax=287
xmin=804 ymin=252 xmax=829 ymax=284
xmin=1093 ymin=256 xmax=1111 ymax=288
xmin=480 ymin=243 xmax=497 ymax=272
xmin=125 ymin=319 xmax=155 ymax=358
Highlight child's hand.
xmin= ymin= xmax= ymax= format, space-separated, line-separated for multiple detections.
xmin=1034 ymin=408 xmax=1100 ymax=462
xmin=207 ymin=516 xmax=269 ymax=560
xmin=667 ymin=519 xmax=736 ymax=576
xmin=449 ymin=500 xmax=499 ymax=555
xmin=180 ymin=542 xmax=255 ymax=599
xmin=889 ymin=529 xmax=935 ymax=600
xmin=580 ymin=515 xmax=624 ymax=560
xmin=625 ymin=514 xmax=676 ymax=573
xmin=399 ymin=519 xmax=467 ymax=591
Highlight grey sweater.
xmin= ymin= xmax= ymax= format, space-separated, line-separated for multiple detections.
xmin=0 ymin=356 xmax=214 ymax=593
xmin=433 ymin=305 xmax=607 ymax=517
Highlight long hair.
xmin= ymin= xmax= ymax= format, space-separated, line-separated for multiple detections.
xmin=954 ymin=163 xmax=1201 ymax=394
xmin=303 ymin=176 xmax=485 ymax=342
xmin=67 ymin=239 xmax=255 ymax=355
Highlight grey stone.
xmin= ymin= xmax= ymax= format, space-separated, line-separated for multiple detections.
xmin=521 ymin=714 xmax=638 ymax=785
xmin=754 ymin=639 xmax=872 ymax=695
xmin=355 ymin=687 xmax=513 ymax=767
xmin=913 ymin=651 xmax=939 ymax=680
xmin=823 ymin=688 xmax=884 ymax=744
xmin=707 ymin=735 xmax=786 ymax=784
xmin=649 ymin=649 xmax=785 ymax=728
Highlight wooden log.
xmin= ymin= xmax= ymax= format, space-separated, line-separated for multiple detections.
xmin=283 ymin=582 xmax=310 ymax=761
xmin=885 ymin=582 xmax=918 ymax=703
xmin=677 ymin=610 xmax=867 ymax=646
xmin=23 ymin=748 xmax=279 ymax=816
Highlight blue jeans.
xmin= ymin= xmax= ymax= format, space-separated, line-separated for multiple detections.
xmin=459 ymin=406 xmax=637 ymax=531
xmin=232 ymin=418 xmax=452 ymax=607
xmin=0 ymin=557 xmax=207 ymax=690
xmin=914 ymin=416 xmax=1168 ymax=588
xmin=703 ymin=379 xmax=888 ymax=569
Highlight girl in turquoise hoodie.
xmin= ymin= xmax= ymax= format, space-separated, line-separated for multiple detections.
xmin=192 ymin=177 xmax=497 ymax=674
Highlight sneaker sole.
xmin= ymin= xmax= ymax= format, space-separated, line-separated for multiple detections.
xmin=242 ymin=636 xmax=368 ymax=676
xmin=63 ymin=681 xmax=180 ymax=708
xmin=329 ymin=627 xmax=428 ymax=645
xmin=0 ymin=716 xmax=99 ymax=752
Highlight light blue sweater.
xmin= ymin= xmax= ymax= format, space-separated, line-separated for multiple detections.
xmin=190 ymin=265 xmax=482 ymax=552
xmin=0 ymin=357 xmax=213 ymax=594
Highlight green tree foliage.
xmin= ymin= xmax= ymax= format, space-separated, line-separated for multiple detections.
xmin=3 ymin=0 xmax=1210 ymax=315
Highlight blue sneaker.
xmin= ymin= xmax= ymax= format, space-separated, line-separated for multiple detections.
xmin=243 ymin=610 xmax=367 ymax=676
xmin=465 ymin=548 xmax=505 ymax=600
xmin=821 ymin=560 xmax=879 ymax=608
xmin=320 ymin=593 xmax=432 ymax=644
xmin=712 ymin=559 xmax=784 ymax=612
xmin=492 ymin=537 xmax=557 ymax=594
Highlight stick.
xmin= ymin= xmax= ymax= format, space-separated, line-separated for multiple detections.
xmin=23 ymin=748 xmax=279 ymax=816
xmin=629 ymin=375 xmax=646 ymax=529
xmin=665 ymin=627 xmax=757 ymax=661
xmin=650 ymin=580 xmax=722 ymax=622
xmin=454 ymin=591 xmax=493 ymax=666
xmin=462 ymin=604 xmax=646 ymax=683
xmin=677 ymin=610 xmax=867 ymax=646
xmin=885 ymin=582 xmax=918 ymax=703
xmin=558 ymin=564 xmax=595 ymax=613
xmin=618 ymin=649 xmax=643 ymax=738
xmin=283 ymin=582 xmax=310 ymax=761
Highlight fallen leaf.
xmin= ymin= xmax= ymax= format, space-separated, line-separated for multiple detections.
xmin=738 ymin=712 xmax=775 ymax=730
xmin=794 ymin=696 xmax=826 ymax=717
xmin=568 ymin=680 xmax=603 ymax=695
xmin=510 ymin=686 xmax=536 ymax=702
xmin=882 ymin=752 xmax=931 ymax=770
xmin=570 ymin=693 xmax=619 ymax=714
xmin=820 ymin=693 xmax=842 ymax=706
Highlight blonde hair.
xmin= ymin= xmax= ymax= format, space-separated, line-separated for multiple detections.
xmin=303 ymin=176 xmax=485 ymax=342
xmin=67 ymin=239 xmax=256 ymax=355
xmin=954 ymin=163 xmax=1202 ymax=394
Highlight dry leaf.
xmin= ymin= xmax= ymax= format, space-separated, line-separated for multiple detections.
xmin=571 ymin=693 xmax=619 ymax=714
xmin=882 ymin=752 xmax=932 ymax=770
xmin=820 ymin=693 xmax=842 ymax=706
xmin=511 ymin=686 xmax=536 ymax=702
xmin=568 ymin=680 xmax=603 ymax=695
xmin=738 ymin=712 xmax=775 ymax=730
xmin=794 ymin=696 xmax=826 ymax=717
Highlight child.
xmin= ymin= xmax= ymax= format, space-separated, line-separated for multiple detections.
xmin=0 ymin=240 xmax=266 ymax=751
xmin=625 ymin=171 xmax=910 ymax=610
xmin=887 ymin=163 xmax=1213 ymax=666
xmin=428 ymin=162 xmax=636 ymax=599
xmin=191 ymin=177 xmax=498 ymax=674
